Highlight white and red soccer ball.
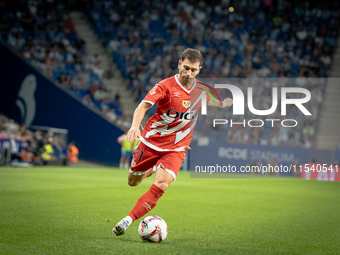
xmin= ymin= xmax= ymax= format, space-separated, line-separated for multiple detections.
xmin=138 ymin=215 xmax=168 ymax=243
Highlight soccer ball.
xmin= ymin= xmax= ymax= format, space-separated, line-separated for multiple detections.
xmin=138 ymin=215 xmax=168 ymax=243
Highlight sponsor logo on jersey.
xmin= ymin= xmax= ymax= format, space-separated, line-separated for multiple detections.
xmin=174 ymin=92 xmax=181 ymax=97
xmin=131 ymin=159 xmax=136 ymax=167
xmin=166 ymin=109 xmax=197 ymax=120
xmin=182 ymin=100 xmax=191 ymax=108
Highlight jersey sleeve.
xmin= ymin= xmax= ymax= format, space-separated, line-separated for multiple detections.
xmin=142 ymin=83 xmax=166 ymax=106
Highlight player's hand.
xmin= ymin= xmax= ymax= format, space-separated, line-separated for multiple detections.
xmin=127 ymin=126 xmax=140 ymax=142
xmin=221 ymin=98 xmax=233 ymax=108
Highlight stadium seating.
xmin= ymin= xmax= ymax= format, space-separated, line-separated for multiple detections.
xmin=1 ymin=1 xmax=123 ymax=121
xmin=2 ymin=0 xmax=338 ymax=148
xmin=85 ymin=0 xmax=338 ymax=148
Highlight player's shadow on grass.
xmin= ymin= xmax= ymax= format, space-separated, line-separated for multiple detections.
xmin=112 ymin=238 xmax=143 ymax=244
xmin=110 ymin=237 xmax=228 ymax=253
xmin=111 ymin=237 xmax=172 ymax=245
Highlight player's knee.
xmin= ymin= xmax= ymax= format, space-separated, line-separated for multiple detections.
xmin=127 ymin=179 xmax=140 ymax=187
xmin=153 ymin=181 xmax=169 ymax=191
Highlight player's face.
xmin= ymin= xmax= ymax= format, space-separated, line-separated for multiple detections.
xmin=178 ymin=59 xmax=201 ymax=85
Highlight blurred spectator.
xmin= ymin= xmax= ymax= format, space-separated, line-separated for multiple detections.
xmin=105 ymin=109 xmax=118 ymax=123
xmin=93 ymin=87 xmax=108 ymax=101
xmin=67 ymin=141 xmax=79 ymax=163
xmin=8 ymin=128 xmax=21 ymax=160
xmin=5 ymin=119 xmax=19 ymax=132
xmin=117 ymin=132 xmax=134 ymax=169
xmin=0 ymin=124 xmax=8 ymax=138
xmin=247 ymin=161 xmax=262 ymax=175
xmin=266 ymin=154 xmax=279 ymax=176
xmin=42 ymin=138 xmax=57 ymax=163
xmin=93 ymin=62 xmax=104 ymax=79
xmin=291 ymin=158 xmax=301 ymax=177
xmin=0 ymin=114 xmax=6 ymax=125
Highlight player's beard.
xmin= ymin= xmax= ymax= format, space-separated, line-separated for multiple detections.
xmin=180 ymin=74 xmax=194 ymax=85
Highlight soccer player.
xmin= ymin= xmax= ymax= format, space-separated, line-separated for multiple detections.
xmin=117 ymin=131 xmax=135 ymax=169
xmin=113 ymin=48 xmax=233 ymax=235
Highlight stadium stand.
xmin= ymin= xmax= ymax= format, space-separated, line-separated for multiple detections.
xmin=1 ymin=0 xmax=339 ymax=148
xmin=84 ymin=0 xmax=338 ymax=148
xmin=0 ymin=113 xmax=67 ymax=166
xmin=0 ymin=0 xmax=126 ymax=127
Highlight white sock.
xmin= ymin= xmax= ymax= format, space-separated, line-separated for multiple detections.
xmin=124 ymin=163 xmax=129 ymax=169
xmin=119 ymin=163 xmax=123 ymax=168
xmin=122 ymin=216 xmax=133 ymax=225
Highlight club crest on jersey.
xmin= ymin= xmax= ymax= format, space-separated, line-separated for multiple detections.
xmin=182 ymin=100 xmax=191 ymax=108
xmin=131 ymin=159 xmax=136 ymax=168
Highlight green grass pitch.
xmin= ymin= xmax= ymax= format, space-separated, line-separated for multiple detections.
xmin=0 ymin=167 xmax=339 ymax=254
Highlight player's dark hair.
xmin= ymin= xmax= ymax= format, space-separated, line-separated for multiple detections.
xmin=181 ymin=48 xmax=204 ymax=66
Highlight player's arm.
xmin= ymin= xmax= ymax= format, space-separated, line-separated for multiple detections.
xmin=207 ymin=97 xmax=233 ymax=108
xmin=127 ymin=102 xmax=152 ymax=142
